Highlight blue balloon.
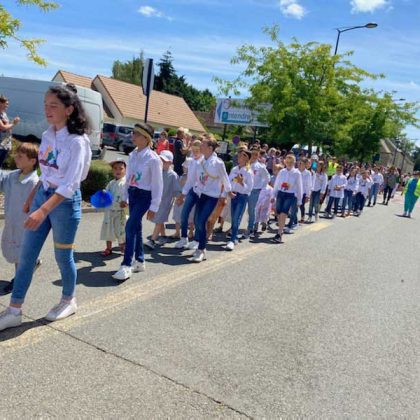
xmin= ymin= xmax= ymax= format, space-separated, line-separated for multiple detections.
xmin=90 ymin=190 xmax=113 ymax=209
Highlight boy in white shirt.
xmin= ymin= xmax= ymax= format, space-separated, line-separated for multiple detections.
xmin=298 ymin=158 xmax=312 ymax=223
xmin=367 ymin=166 xmax=384 ymax=207
xmin=354 ymin=171 xmax=372 ymax=216
xmin=271 ymin=154 xmax=303 ymax=243
xmin=325 ymin=165 xmax=347 ymax=218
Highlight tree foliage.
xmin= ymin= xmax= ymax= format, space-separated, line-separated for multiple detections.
xmin=0 ymin=0 xmax=58 ymax=65
xmin=112 ymin=53 xmax=144 ymax=86
xmin=154 ymin=50 xmax=215 ymax=112
xmin=215 ymin=25 xmax=419 ymax=161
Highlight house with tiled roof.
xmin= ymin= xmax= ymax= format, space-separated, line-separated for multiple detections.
xmin=52 ymin=70 xmax=205 ymax=133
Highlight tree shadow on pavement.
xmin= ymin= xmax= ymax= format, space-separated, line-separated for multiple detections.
xmin=52 ymin=251 xmax=121 ymax=289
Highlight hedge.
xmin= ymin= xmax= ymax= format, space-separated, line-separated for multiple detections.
xmin=2 ymin=140 xmax=19 ymax=170
xmin=224 ymin=160 xmax=233 ymax=174
xmin=81 ymin=160 xmax=113 ymax=202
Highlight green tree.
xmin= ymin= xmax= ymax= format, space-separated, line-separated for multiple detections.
xmin=154 ymin=50 xmax=177 ymax=92
xmin=214 ymin=25 xmax=419 ymax=158
xmin=413 ymin=146 xmax=420 ymax=170
xmin=112 ymin=53 xmax=144 ymax=85
xmin=0 ymin=0 xmax=58 ymax=65
xmin=154 ymin=50 xmax=215 ymax=112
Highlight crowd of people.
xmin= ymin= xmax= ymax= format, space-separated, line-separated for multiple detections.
xmin=0 ymin=85 xmax=419 ymax=332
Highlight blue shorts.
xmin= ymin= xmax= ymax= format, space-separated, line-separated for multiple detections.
xmin=276 ymin=191 xmax=297 ymax=215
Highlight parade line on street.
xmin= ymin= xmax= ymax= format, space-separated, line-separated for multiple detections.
xmin=0 ymin=219 xmax=331 ymax=351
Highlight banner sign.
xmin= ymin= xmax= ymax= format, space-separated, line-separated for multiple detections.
xmin=214 ymin=98 xmax=269 ymax=127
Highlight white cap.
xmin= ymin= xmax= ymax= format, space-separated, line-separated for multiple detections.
xmin=160 ymin=150 xmax=174 ymax=162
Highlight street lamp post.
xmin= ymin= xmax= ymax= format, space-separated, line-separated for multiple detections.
xmin=334 ymin=22 xmax=378 ymax=56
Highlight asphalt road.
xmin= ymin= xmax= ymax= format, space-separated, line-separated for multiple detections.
xmin=0 ymin=198 xmax=419 ymax=418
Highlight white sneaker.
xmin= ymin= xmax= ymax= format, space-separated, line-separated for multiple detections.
xmin=307 ymin=216 xmax=313 ymax=223
xmin=175 ymin=237 xmax=189 ymax=249
xmin=45 ymin=298 xmax=77 ymax=322
xmin=112 ymin=265 xmax=132 ymax=281
xmin=145 ymin=239 xmax=156 ymax=250
xmin=133 ymin=261 xmax=146 ymax=273
xmin=225 ymin=241 xmax=235 ymax=251
xmin=315 ymin=214 xmax=319 ymax=222
xmin=191 ymin=250 xmax=206 ymax=263
xmin=187 ymin=240 xmax=199 ymax=250
xmin=0 ymin=308 xmax=22 ymax=331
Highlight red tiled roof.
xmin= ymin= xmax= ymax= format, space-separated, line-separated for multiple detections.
xmin=93 ymin=75 xmax=205 ymax=132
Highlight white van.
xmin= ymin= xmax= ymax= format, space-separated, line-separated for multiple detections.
xmin=0 ymin=76 xmax=104 ymax=159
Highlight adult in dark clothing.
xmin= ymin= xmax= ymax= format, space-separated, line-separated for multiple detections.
xmin=173 ymin=128 xmax=189 ymax=176
xmin=383 ymin=167 xmax=397 ymax=205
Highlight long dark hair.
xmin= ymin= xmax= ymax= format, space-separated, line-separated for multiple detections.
xmin=47 ymin=83 xmax=90 ymax=135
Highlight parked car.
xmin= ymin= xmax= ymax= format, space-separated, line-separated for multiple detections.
xmin=0 ymin=76 xmax=104 ymax=159
xmin=121 ymin=130 xmax=162 ymax=154
xmin=101 ymin=123 xmax=133 ymax=151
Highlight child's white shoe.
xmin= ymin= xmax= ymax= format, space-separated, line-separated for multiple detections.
xmin=175 ymin=237 xmax=189 ymax=249
xmin=0 ymin=308 xmax=22 ymax=331
xmin=112 ymin=265 xmax=132 ymax=281
xmin=133 ymin=261 xmax=146 ymax=273
xmin=191 ymin=250 xmax=206 ymax=263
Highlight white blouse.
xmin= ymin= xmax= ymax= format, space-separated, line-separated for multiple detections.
xmin=250 ymin=161 xmax=270 ymax=190
xmin=125 ymin=147 xmax=163 ymax=212
xmin=358 ymin=178 xmax=372 ymax=197
xmin=229 ymin=165 xmax=254 ymax=195
xmin=182 ymin=156 xmax=204 ymax=195
xmin=301 ymin=169 xmax=313 ymax=197
xmin=187 ymin=153 xmax=232 ymax=199
xmin=345 ymin=176 xmax=359 ymax=192
xmin=312 ymin=172 xmax=328 ymax=193
xmin=38 ymin=126 xmax=91 ymax=199
xmin=328 ymin=174 xmax=347 ymax=198
xmin=273 ymin=167 xmax=303 ymax=205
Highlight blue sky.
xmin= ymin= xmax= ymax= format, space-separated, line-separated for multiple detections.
xmin=2 ymin=0 xmax=419 ymax=143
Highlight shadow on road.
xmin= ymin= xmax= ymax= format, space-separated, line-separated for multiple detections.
xmin=52 ymin=251 xmax=121 ymax=289
xmin=0 ymin=317 xmax=47 ymax=342
xmin=0 ymin=280 xmax=12 ymax=296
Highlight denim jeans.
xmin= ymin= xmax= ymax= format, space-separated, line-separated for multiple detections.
xmin=11 ymin=185 xmax=81 ymax=304
xmin=299 ymin=193 xmax=307 ymax=220
xmin=230 ymin=193 xmax=248 ymax=242
xmin=246 ymin=188 xmax=261 ymax=232
xmin=355 ymin=192 xmax=366 ymax=212
xmin=325 ymin=196 xmax=340 ymax=214
xmin=369 ymin=183 xmax=380 ymax=204
xmin=342 ymin=189 xmax=354 ymax=213
xmin=383 ymin=186 xmax=392 ymax=203
xmin=194 ymin=193 xmax=218 ymax=250
xmin=122 ymin=187 xmax=151 ymax=266
xmin=181 ymin=188 xmax=198 ymax=240
xmin=308 ymin=190 xmax=321 ymax=217
xmin=287 ymin=201 xmax=298 ymax=228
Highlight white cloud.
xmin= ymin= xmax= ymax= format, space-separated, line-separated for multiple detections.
xmin=138 ymin=5 xmax=164 ymax=18
xmin=350 ymin=0 xmax=388 ymax=13
xmin=279 ymin=0 xmax=307 ymax=19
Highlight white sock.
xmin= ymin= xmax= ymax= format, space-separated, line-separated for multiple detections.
xmin=9 ymin=306 xmax=22 ymax=315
